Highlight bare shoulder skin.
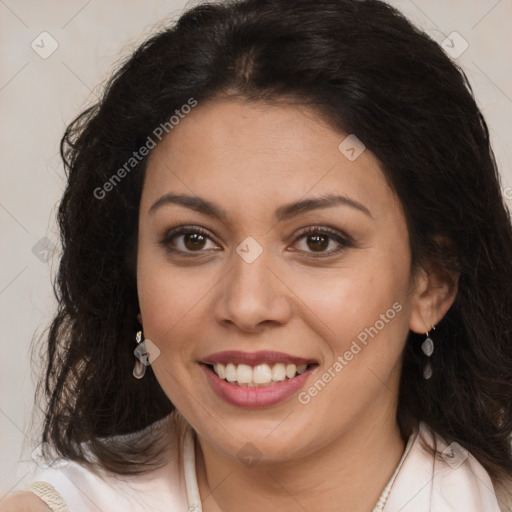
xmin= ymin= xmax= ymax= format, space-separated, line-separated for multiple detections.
xmin=0 ymin=492 xmax=51 ymax=512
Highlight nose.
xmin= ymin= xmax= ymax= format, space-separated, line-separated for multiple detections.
xmin=213 ymin=247 xmax=293 ymax=334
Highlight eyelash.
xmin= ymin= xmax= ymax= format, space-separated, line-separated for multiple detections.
xmin=159 ymin=225 xmax=352 ymax=258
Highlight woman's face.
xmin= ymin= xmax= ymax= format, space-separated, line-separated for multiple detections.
xmin=137 ymin=97 xmax=420 ymax=462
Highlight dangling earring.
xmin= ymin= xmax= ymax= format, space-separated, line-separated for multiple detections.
xmin=421 ymin=326 xmax=435 ymax=380
xmin=133 ymin=330 xmax=146 ymax=379
xmin=133 ymin=330 xmax=161 ymax=379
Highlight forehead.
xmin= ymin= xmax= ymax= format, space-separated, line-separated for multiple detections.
xmin=141 ymin=98 xmax=400 ymax=222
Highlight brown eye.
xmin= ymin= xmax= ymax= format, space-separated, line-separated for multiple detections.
xmin=160 ymin=226 xmax=219 ymax=254
xmin=306 ymin=233 xmax=329 ymax=252
xmin=183 ymin=232 xmax=207 ymax=251
xmin=293 ymin=227 xmax=351 ymax=257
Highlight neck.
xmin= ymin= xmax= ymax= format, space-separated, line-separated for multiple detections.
xmin=194 ymin=406 xmax=407 ymax=512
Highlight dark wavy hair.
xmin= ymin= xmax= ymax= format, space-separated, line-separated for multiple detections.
xmin=36 ymin=0 xmax=512 ymax=493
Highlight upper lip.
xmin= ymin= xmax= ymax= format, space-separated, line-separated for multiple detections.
xmin=201 ymin=350 xmax=317 ymax=367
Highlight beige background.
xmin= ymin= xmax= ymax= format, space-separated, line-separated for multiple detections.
xmin=1 ymin=0 xmax=511 ymax=498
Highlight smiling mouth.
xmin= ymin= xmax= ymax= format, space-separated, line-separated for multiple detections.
xmin=203 ymin=362 xmax=318 ymax=387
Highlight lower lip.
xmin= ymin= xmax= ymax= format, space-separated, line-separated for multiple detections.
xmin=201 ymin=364 xmax=315 ymax=408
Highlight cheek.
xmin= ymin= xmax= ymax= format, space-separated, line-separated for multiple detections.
xmin=136 ymin=245 xmax=221 ymax=364
xmin=286 ymin=252 xmax=411 ymax=354
xmin=139 ymin=276 xmax=196 ymax=336
xmin=137 ymin=243 xmax=186 ymax=338
xmin=286 ymin=257 xmax=411 ymax=425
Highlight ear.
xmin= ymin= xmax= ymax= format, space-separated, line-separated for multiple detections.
xmin=137 ymin=312 xmax=143 ymax=326
xmin=409 ymin=261 xmax=459 ymax=334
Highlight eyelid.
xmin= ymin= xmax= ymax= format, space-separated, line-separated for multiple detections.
xmin=292 ymin=224 xmax=354 ymax=245
xmin=159 ymin=223 xmax=353 ymax=256
xmin=159 ymin=225 xmax=221 ymax=252
xmin=289 ymin=225 xmax=353 ymax=257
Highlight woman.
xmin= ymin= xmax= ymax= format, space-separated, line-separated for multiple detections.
xmin=2 ymin=0 xmax=511 ymax=510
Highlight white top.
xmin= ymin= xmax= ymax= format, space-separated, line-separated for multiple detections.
xmin=22 ymin=414 xmax=504 ymax=512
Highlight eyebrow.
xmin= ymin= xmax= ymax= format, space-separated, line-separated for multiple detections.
xmin=149 ymin=192 xmax=372 ymax=221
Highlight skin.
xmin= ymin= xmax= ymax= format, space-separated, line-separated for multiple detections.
xmin=0 ymin=492 xmax=51 ymax=511
xmin=136 ymin=96 xmax=457 ymax=512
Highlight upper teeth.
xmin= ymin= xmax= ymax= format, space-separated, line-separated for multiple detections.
xmin=213 ymin=363 xmax=308 ymax=387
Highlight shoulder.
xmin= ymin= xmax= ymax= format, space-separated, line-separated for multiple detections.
xmin=384 ymin=422 xmax=504 ymax=512
xmin=0 ymin=491 xmax=52 ymax=512
xmin=15 ymin=413 xmax=190 ymax=512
